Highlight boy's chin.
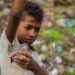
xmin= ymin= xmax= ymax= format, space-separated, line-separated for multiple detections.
xmin=26 ymin=41 xmax=34 ymax=45
xmin=26 ymin=40 xmax=35 ymax=45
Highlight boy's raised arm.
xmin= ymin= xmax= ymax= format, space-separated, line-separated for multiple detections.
xmin=5 ymin=0 xmax=26 ymax=43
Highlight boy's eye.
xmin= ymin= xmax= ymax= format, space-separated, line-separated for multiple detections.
xmin=24 ymin=24 xmax=32 ymax=30
xmin=25 ymin=26 xmax=32 ymax=30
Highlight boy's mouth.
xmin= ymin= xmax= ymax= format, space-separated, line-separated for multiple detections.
xmin=27 ymin=39 xmax=34 ymax=44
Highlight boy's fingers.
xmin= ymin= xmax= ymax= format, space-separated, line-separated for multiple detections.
xmin=10 ymin=48 xmax=31 ymax=63
xmin=20 ymin=62 xmax=29 ymax=67
xmin=22 ymin=49 xmax=31 ymax=58
xmin=10 ymin=48 xmax=31 ymax=57
xmin=18 ymin=49 xmax=31 ymax=58
xmin=10 ymin=51 xmax=18 ymax=57
xmin=14 ymin=54 xmax=30 ymax=62
xmin=14 ymin=58 xmax=29 ymax=68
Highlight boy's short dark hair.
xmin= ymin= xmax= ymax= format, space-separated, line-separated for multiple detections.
xmin=21 ymin=1 xmax=44 ymax=24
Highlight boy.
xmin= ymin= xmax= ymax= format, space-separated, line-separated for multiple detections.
xmin=0 ymin=0 xmax=48 ymax=75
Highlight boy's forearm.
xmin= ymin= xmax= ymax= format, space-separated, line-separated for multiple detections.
xmin=32 ymin=65 xmax=49 ymax=75
xmin=29 ymin=60 xmax=49 ymax=75
xmin=6 ymin=0 xmax=26 ymax=43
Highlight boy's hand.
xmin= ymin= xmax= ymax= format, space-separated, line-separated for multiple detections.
xmin=11 ymin=50 xmax=49 ymax=75
xmin=12 ymin=0 xmax=26 ymax=16
xmin=11 ymin=49 xmax=31 ymax=68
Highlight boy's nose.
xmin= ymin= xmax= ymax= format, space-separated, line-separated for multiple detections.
xmin=29 ymin=29 xmax=36 ymax=38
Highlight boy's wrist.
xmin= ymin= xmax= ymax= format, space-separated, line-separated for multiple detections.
xmin=28 ymin=58 xmax=39 ymax=71
xmin=10 ymin=11 xmax=21 ymax=19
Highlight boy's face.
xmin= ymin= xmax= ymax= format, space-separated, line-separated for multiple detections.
xmin=17 ymin=14 xmax=41 ymax=45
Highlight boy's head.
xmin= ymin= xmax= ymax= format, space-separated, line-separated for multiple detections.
xmin=17 ymin=1 xmax=44 ymax=45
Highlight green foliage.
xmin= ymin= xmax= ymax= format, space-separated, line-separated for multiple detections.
xmin=0 ymin=12 xmax=4 ymax=17
xmin=65 ymin=72 xmax=75 ymax=75
xmin=40 ymin=28 xmax=64 ymax=40
xmin=62 ymin=27 xmax=75 ymax=36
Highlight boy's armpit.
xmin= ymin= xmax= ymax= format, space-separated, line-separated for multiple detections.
xmin=0 ymin=30 xmax=18 ymax=51
xmin=0 ymin=30 xmax=13 ymax=46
